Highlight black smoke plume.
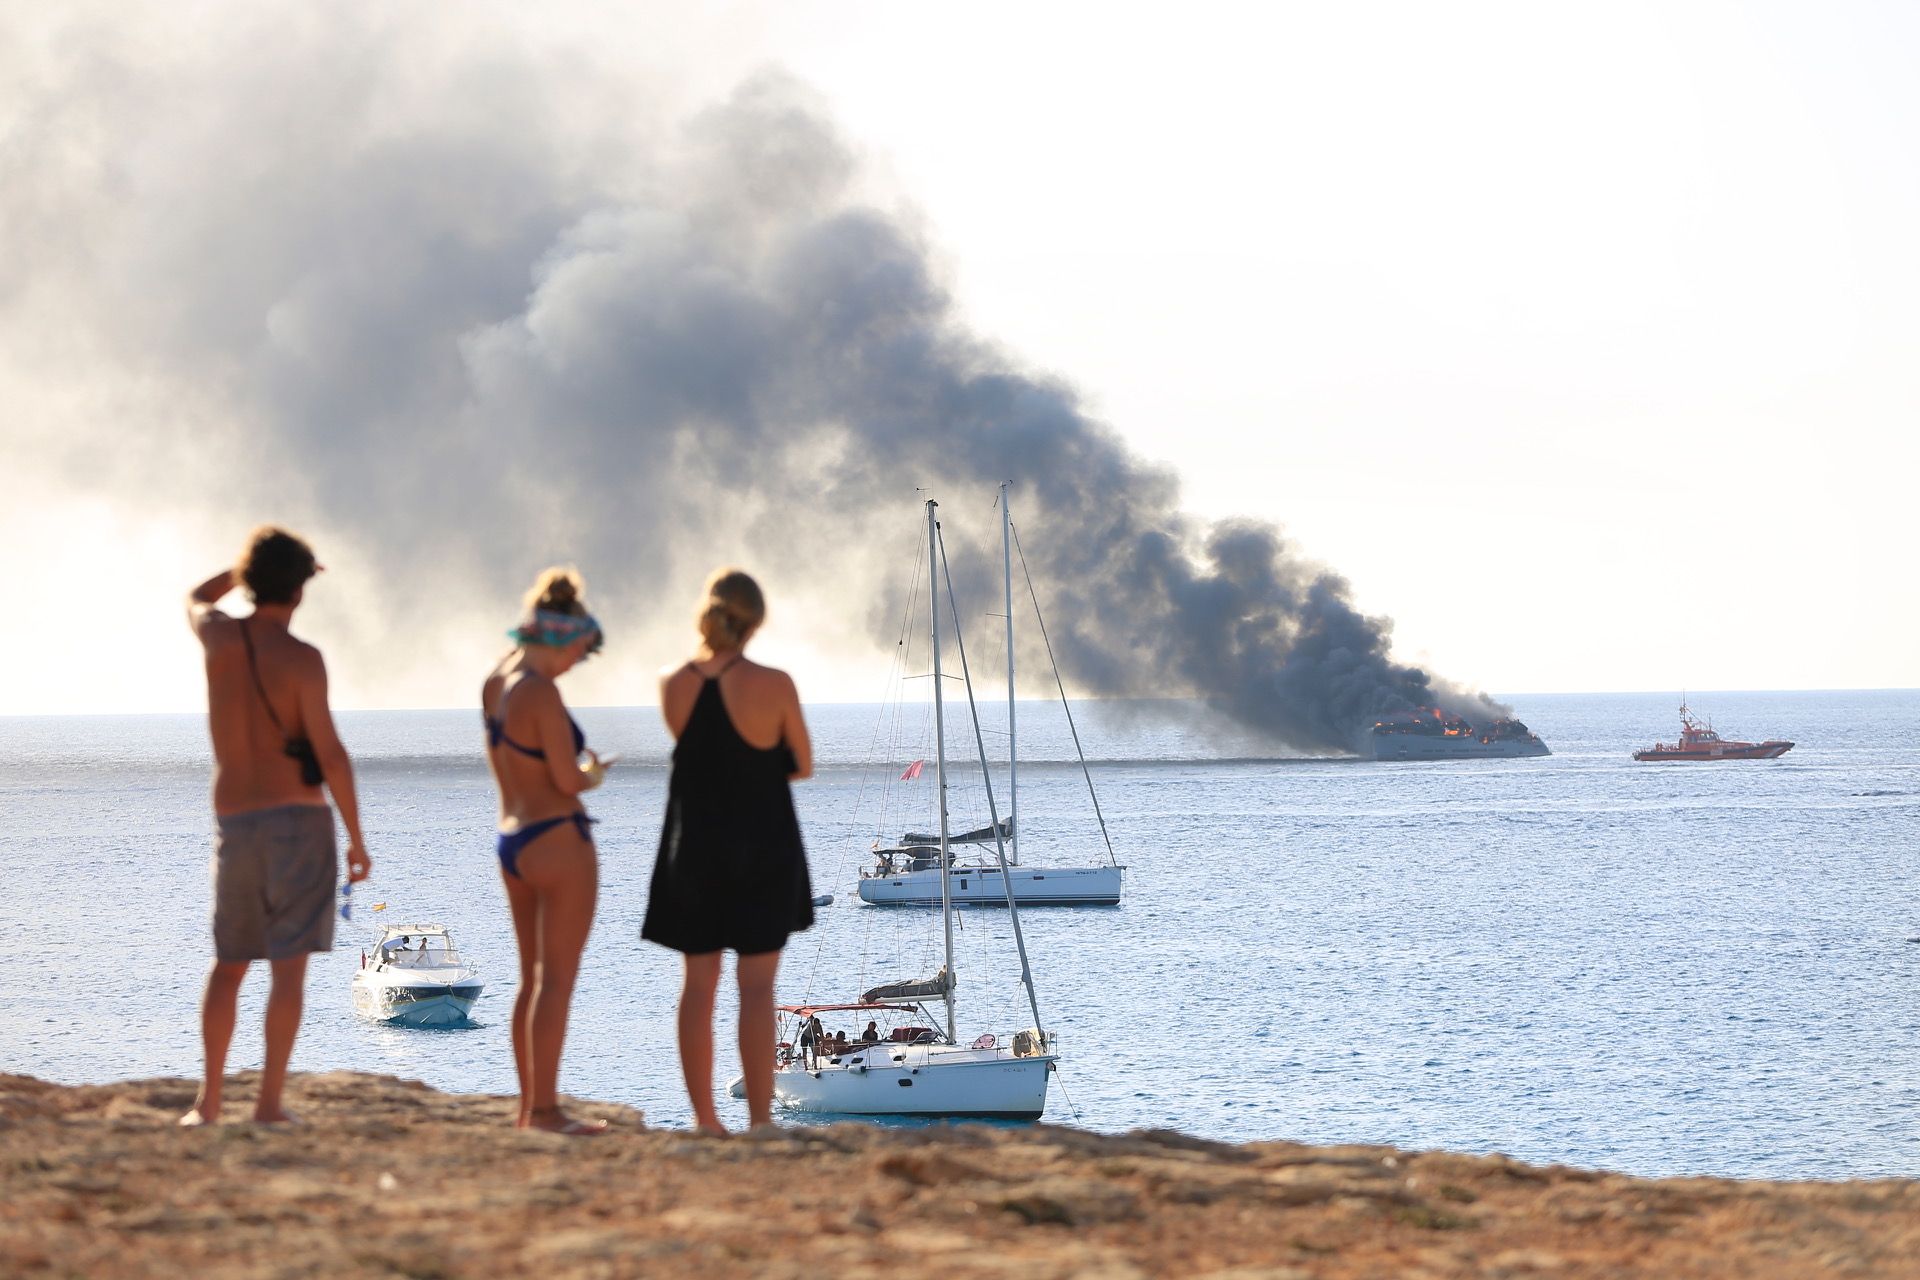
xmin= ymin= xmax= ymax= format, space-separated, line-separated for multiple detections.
xmin=1 ymin=7 xmax=1505 ymax=750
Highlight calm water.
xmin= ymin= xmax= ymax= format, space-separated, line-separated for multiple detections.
xmin=3 ymin=690 xmax=1916 ymax=1179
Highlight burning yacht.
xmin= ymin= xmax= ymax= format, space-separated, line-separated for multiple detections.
xmin=1370 ymin=707 xmax=1551 ymax=761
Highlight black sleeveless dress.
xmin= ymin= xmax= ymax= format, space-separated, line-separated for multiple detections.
xmin=641 ymin=666 xmax=813 ymax=955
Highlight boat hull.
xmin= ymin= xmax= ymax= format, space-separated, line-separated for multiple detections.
xmin=352 ymin=980 xmax=483 ymax=1027
xmin=858 ymin=864 xmax=1123 ymax=907
xmin=762 ymin=1043 xmax=1054 ymax=1118
xmin=1633 ymin=741 xmax=1794 ymax=761
xmin=1371 ymin=735 xmax=1551 ymax=761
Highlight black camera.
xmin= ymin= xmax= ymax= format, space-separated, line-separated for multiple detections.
xmin=286 ymin=736 xmax=324 ymax=787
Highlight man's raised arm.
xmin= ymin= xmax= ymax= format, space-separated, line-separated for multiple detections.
xmin=186 ymin=569 xmax=236 ymax=642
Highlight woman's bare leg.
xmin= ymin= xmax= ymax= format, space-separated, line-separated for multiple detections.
xmin=735 ymin=950 xmax=781 ymax=1129
xmin=517 ymin=830 xmax=602 ymax=1133
xmin=677 ymin=951 xmax=726 ymax=1135
xmin=502 ymin=866 xmax=540 ymax=1127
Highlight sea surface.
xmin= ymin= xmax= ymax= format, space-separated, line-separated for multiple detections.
xmin=3 ymin=689 xmax=1916 ymax=1180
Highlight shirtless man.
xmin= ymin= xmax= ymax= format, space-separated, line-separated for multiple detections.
xmin=180 ymin=527 xmax=371 ymax=1126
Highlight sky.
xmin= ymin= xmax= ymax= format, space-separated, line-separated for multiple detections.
xmin=1 ymin=0 xmax=1915 ymax=717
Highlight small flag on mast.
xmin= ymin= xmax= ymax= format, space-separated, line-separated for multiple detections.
xmin=900 ymin=759 xmax=926 ymax=781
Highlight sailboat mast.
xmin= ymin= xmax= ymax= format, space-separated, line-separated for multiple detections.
xmin=933 ymin=517 xmax=1047 ymax=1046
xmin=1002 ymin=482 xmax=1018 ymax=867
xmin=926 ymin=498 xmax=957 ymax=1044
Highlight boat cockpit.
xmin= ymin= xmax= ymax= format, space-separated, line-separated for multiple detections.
xmin=365 ymin=929 xmax=463 ymax=971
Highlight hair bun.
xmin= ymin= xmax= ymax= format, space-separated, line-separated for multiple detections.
xmin=526 ymin=565 xmax=586 ymax=615
xmin=695 ymin=568 xmax=766 ymax=648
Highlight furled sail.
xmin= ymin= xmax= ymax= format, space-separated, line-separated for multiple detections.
xmin=899 ymin=818 xmax=1012 ymax=847
xmin=861 ymin=965 xmax=954 ymax=1004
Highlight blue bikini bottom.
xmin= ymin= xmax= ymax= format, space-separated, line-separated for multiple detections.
xmin=496 ymin=812 xmax=596 ymax=879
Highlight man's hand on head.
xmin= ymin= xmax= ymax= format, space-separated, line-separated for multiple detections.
xmin=187 ymin=569 xmax=240 ymax=639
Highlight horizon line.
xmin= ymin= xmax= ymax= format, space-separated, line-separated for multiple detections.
xmin=3 ymin=686 xmax=1916 ymax=720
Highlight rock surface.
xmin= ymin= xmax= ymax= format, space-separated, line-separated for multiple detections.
xmin=1 ymin=1071 xmax=1913 ymax=1278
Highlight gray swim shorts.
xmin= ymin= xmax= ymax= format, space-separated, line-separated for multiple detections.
xmin=210 ymin=804 xmax=338 ymax=961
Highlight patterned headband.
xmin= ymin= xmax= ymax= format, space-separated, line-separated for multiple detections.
xmin=509 ymin=608 xmax=603 ymax=650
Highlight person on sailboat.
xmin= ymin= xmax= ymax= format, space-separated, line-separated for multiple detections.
xmin=797 ymin=1012 xmax=823 ymax=1067
xmin=643 ymin=568 xmax=814 ymax=1135
xmin=482 ymin=567 xmax=611 ymax=1136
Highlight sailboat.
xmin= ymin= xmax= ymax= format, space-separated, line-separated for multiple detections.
xmin=858 ymin=483 xmax=1126 ymax=907
xmin=749 ymin=498 xmax=1059 ymax=1118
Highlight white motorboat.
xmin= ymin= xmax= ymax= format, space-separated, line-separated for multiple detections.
xmin=742 ymin=499 xmax=1059 ymax=1119
xmin=859 ymin=483 xmax=1125 ymax=907
xmin=351 ymin=924 xmax=483 ymax=1027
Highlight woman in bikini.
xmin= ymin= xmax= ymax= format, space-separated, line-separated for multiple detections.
xmin=482 ymin=567 xmax=610 ymax=1134
xmin=643 ymin=568 xmax=814 ymax=1134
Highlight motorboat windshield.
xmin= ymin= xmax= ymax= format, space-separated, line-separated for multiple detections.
xmin=373 ymin=926 xmax=464 ymax=969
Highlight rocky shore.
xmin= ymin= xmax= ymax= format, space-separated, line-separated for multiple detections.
xmin=1 ymin=1072 xmax=1913 ymax=1278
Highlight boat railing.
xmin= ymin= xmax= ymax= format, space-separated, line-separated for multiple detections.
xmin=379 ymin=948 xmax=469 ymax=968
xmin=790 ymin=1025 xmax=1056 ymax=1067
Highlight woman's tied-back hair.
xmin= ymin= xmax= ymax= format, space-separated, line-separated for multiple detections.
xmin=525 ymin=566 xmax=587 ymax=617
xmin=697 ymin=568 xmax=766 ymax=649
xmin=236 ymin=526 xmax=318 ymax=605
xmin=511 ymin=565 xmax=603 ymax=652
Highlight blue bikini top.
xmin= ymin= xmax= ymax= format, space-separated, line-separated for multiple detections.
xmin=485 ymin=710 xmax=586 ymax=761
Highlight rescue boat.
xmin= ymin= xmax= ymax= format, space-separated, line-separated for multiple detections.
xmin=1633 ymin=701 xmax=1793 ymax=761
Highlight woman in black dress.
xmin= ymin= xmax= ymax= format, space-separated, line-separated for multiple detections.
xmin=643 ymin=569 xmax=813 ymax=1133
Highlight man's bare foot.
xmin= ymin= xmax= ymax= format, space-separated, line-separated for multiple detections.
xmin=178 ymin=1107 xmax=215 ymax=1128
xmin=693 ymin=1117 xmax=731 ymax=1138
xmin=527 ymin=1107 xmax=608 ymax=1136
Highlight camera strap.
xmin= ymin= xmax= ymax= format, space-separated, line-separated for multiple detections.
xmin=239 ymin=617 xmax=293 ymax=742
